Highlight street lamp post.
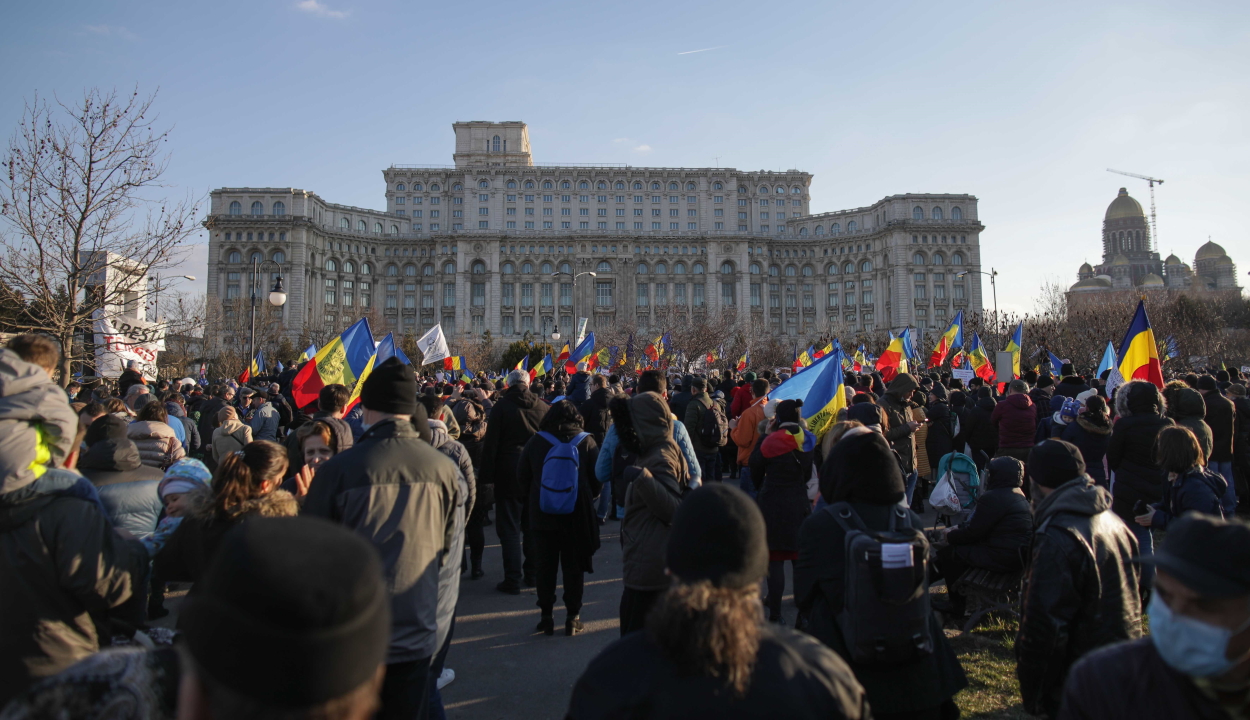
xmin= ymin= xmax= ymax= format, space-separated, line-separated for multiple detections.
xmin=249 ymin=258 xmax=288 ymax=373
xmin=956 ymin=267 xmax=999 ymax=338
xmin=551 ymin=271 xmax=597 ymax=345
xmin=148 ymin=273 xmax=196 ymax=325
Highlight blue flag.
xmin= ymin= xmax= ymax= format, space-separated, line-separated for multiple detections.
xmin=1047 ymin=350 xmax=1065 ymax=376
xmin=1097 ymin=342 xmax=1118 ymax=377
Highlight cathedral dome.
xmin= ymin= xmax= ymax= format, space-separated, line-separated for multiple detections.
xmin=1070 ymin=276 xmax=1113 ymax=292
xmin=1216 ymin=255 xmax=1234 ymax=266
xmin=1105 ymin=188 xmax=1145 ymax=221
xmin=1164 ymin=253 xmax=1182 ymax=265
xmin=1079 ymin=262 xmax=1093 ymax=273
xmin=1196 ymin=240 xmax=1228 ymax=261
xmin=1110 ymin=253 xmax=1131 ymax=267
xmin=1139 ymin=273 xmax=1165 ymax=287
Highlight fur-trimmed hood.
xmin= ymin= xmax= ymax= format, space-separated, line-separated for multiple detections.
xmin=190 ymin=488 xmax=299 ymax=522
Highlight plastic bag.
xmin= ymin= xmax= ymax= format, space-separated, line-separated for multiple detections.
xmin=929 ymin=471 xmax=962 ymax=514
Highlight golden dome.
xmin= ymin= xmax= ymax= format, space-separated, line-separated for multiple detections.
xmin=1105 ymin=188 xmax=1145 ymax=221
xmin=1197 ymin=240 xmax=1228 ymax=261
xmin=1079 ymin=262 xmax=1093 ymax=273
xmin=1140 ymin=273 xmax=1165 ymax=287
xmin=1216 ymin=255 xmax=1233 ymax=266
xmin=1164 ymin=253 xmax=1182 ymax=265
xmin=1110 ymin=253 xmax=1131 ymax=267
xmin=1070 ymin=276 xmax=1113 ymax=292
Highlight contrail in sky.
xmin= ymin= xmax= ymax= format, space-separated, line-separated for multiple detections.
xmin=677 ymin=46 xmax=726 ymax=55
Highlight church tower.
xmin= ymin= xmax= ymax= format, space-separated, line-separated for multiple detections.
xmin=1099 ymin=187 xmax=1161 ymax=286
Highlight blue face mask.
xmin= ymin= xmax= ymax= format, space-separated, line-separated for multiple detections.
xmin=1149 ymin=593 xmax=1250 ymax=678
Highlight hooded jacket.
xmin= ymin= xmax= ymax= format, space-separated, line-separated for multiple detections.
xmin=1202 ymin=389 xmax=1236 ymax=463
xmin=1170 ymin=387 xmax=1214 ymax=461
xmin=427 ymin=419 xmax=472 ymax=652
xmin=126 ymin=420 xmax=185 ymax=469
xmin=945 ymin=459 xmax=1032 ymax=573
xmin=748 ymin=423 xmax=815 ymax=553
xmin=246 ymin=401 xmax=280 ymax=442
xmin=1107 ymin=383 xmax=1174 ymax=523
xmin=578 ymin=386 xmax=614 ymax=447
xmin=517 ymin=416 xmax=601 ymax=569
xmin=480 ymin=384 xmax=549 ymax=499
xmin=878 ymin=374 xmax=920 ymax=473
xmin=991 ymin=392 xmax=1037 ymax=449
xmin=964 ymin=395 xmax=999 ymax=457
xmin=731 ymin=394 xmax=769 ymax=466
xmin=1060 ymin=413 xmax=1112 ymax=484
xmin=302 ymin=416 xmax=460 ymax=663
xmin=1150 ymin=466 xmax=1226 ymax=529
xmin=164 ymin=402 xmax=201 ymax=455
xmin=1016 ymin=477 xmax=1142 ymax=718
xmin=566 ymin=371 xmax=593 ymax=406
xmin=620 ymin=392 xmax=688 ymax=591
xmin=196 ymin=396 xmax=227 ymax=453
xmin=0 ymin=352 xmax=145 ymax=706
xmin=1055 ymin=376 xmax=1092 ymax=400
xmin=924 ymin=399 xmax=963 ymax=472
xmin=210 ymin=418 xmax=252 ymax=465
xmin=77 ymin=439 xmax=165 ymax=538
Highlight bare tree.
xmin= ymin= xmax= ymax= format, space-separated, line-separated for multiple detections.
xmin=0 ymin=88 xmax=198 ymax=385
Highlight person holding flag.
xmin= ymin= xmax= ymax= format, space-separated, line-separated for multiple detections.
xmin=929 ymin=310 xmax=964 ymax=368
xmin=875 ymin=334 xmax=909 ymax=382
xmin=290 ymin=319 xmax=376 ymax=411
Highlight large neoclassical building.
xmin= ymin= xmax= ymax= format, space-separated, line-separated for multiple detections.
xmin=204 ymin=121 xmax=985 ymax=344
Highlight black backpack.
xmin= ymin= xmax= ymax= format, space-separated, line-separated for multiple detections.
xmin=699 ymin=399 xmax=729 ymax=448
xmin=826 ymin=501 xmax=934 ymax=665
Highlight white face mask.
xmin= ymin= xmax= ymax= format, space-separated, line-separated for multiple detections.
xmin=1149 ymin=593 xmax=1250 ymax=678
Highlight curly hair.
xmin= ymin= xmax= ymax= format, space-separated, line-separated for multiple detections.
xmin=645 ymin=580 xmax=762 ymax=698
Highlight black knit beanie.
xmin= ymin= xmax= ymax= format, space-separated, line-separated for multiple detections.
xmin=823 ymin=430 xmax=905 ymax=505
xmin=180 ymin=517 xmax=390 ymax=708
xmin=776 ymin=398 xmax=802 ymax=425
xmin=666 ymin=484 xmax=768 ymax=589
xmin=1028 ymin=439 xmax=1087 ymax=488
xmin=85 ymin=414 xmax=128 ymax=446
xmin=360 ymin=357 xmax=418 ymax=415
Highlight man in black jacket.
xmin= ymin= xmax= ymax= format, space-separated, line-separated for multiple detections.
xmin=1055 ymin=364 xmax=1092 ymax=400
xmin=480 ymin=369 xmax=549 ymax=594
xmin=1059 ymin=513 xmax=1250 ymax=720
xmin=1016 ymin=439 xmax=1142 ymax=718
xmin=1199 ymin=375 xmax=1238 ymax=514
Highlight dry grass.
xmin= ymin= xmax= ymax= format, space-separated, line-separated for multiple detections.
xmin=948 ymin=617 xmax=1031 ymax=719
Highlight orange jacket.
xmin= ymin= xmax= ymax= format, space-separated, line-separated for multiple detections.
xmin=731 ymin=396 xmax=768 ymax=466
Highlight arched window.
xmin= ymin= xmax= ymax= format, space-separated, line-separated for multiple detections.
xmin=502 ymin=262 xmax=515 ymax=274
xmin=665 ymin=182 xmax=676 ymax=191
xmin=952 ymin=253 xmax=965 ymax=265
xmin=492 ymin=135 xmax=501 ymax=151
xmin=272 ymin=201 xmax=286 ymax=216
xmin=524 ymin=181 xmax=534 ymax=189
xmin=776 ymin=187 xmax=785 ymax=194
xmin=597 ymin=181 xmax=606 ymax=190
xmin=932 ymin=207 xmax=943 ymax=220
xmin=614 ymin=182 xmax=625 ymax=190
xmin=521 ymin=262 xmax=533 ymax=273
xmin=653 ymin=262 xmax=666 ymax=274
xmin=717 ymin=261 xmax=732 ymax=275
xmin=342 ymin=260 xmax=353 ymax=273
xmin=913 ymin=253 xmax=925 ymax=265
xmin=250 ymin=201 xmax=264 ymax=215
xmin=768 ymin=265 xmax=780 ymax=277
xmin=395 ymin=183 xmax=405 ymax=191
xmin=227 ymin=250 xmax=242 ymax=263
xmin=358 ymin=220 xmax=367 ymax=232
xmin=792 ymin=187 xmax=802 ymax=194
xmin=478 ymin=180 xmax=489 ymax=189
xmin=799 ymin=227 xmax=809 ymax=236
xmin=576 ymin=181 xmax=586 ymax=189
xmin=633 ymin=182 xmax=643 ymax=190
xmin=325 ymin=259 xmax=338 ymax=271
xmin=637 ymin=263 xmax=649 ymax=274
xmin=785 ymin=265 xmax=797 ymax=277
xmin=686 ymin=182 xmax=696 ymax=190
xmin=422 ymin=264 xmax=434 ymax=276
xmin=651 ymin=182 xmax=661 ymax=190
xmin=339 ymin=217 xmax=350 ymax=229
xmin=674 ymin=262 xmax=687 ymax=275
xmin=561 ymin=181 xmax=571 ymax=189
xmin=749 ymin=263 xmax=761 ymax=275
xmin=596 ymin=261 xmax=612 ymax=272
xmin=400 ymin=264 xmax=413 ymax=277
xmin=471 ymin=260 xmax=486 ymax=274
xmin=951 ymin=207 xmax=962 ymax=220
xmin=541 ymin=262 xmax=553 ymax=274
xmin=860 ymin=260 xmax=873 ymax=272
xmin=847 ymin=221 xmax=857 ymax=232
xmin=413 ymin=183 xmax=423 ymax=191
xmin=228 ymin=201 xmax=242 ymax=215
xmin=390 ymin=225 xmax=398 ymax=235
xmin=814 ymin=225 xmax=824 ymax=235
xmin=759 ymin=186 xmax=769 ymax=194
xmin=933 ymin=253 xmax=945 ymax=265
xmin=361 ymin=263 xmax=372 ymax=274
xmin=713 ymin=182 xmax=723 ymax=190
xmin=543 ymin=181 xmax=552 ymax=189
xmin=506 ymin=180 xmax=516 ymax=189
xmin=443 ymin=262 xmax=456 ymax=274
xmin=250 ymin=251 xmax=263 ymax=264
xmin=430 ymin=184 xmax=440 ymax=191
xmin=560 ymin=262 xmax=571 ymax=274
xmin=913 ymin=206 xmax=924 ymax=220
xmin=831 ymin=223 xmax=841 ymax=234
xmin=826 ymin=263 xmax=838 ymax=275
xmin=693 ymin=263 xmax=705 ymax=274
xmin=802 ymin=265 xmax=813 ymax=276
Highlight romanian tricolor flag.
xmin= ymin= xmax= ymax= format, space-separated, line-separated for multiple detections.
xmin=292 ymin=318 xmax=376 ymax=410
xmin=345 ymin=333 xmax=410 ymax=412
xmin=736 ymin=351 xmax=749 ymax=372
xmin=644 ymin=335 xmax=663 ymax=362
xmin=590 ymin=347 xmax=609 ymax=371
xmin=567 ymin=332 xmax=596 ymax=373
xmin=967 ymin=332 xmax=995 ymax=383
xmin=853 ymin=345 xmax=866 ymax=373
xmin=929 ymin=310 xmax=964 ymax=368
xmin=514 ymin=355 xmax=529 ymax=372
xmin=443 ymin=356 xmax=467 ymax=372
xmin=706 ymin=345 xmax=721 ymax=365
xmin=950 ymin=349 xmax=964 ymax=368
xmin=875 ymin=335 xmax=909 ymax=383
xmin=556 ymin=343 xmax=571 ymax=367
xmin=1117 ymin=300 xmax=1164 ymax=388
xmin=1004 ymin=321 xmax=1023 ymax=379
xmin=238 ymin=351 xmax=266 ymax=385
xmin=298 ymin=345 xmax=317 ymax=363
xmin=814 ymin=342 xmax=833 ymax=360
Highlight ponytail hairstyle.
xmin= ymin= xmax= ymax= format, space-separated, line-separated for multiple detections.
xmin=211 ymin=440 xmax=289 ymax=519
xmin=646 ymin=579 xmax=761 ymax=698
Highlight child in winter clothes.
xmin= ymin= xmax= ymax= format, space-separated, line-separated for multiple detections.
xmin=143 ymin=459 xmax=213 ymax=620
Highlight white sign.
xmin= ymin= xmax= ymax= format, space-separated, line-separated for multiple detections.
xmin=576 ymin=317 xmax=588 ymax=347
xmin=93 ymin=313 xmax=165 ymax=380
xmin=995 ymin=351 xmax=1015 ymax=384
xmin=952 ymin=368 xmax=975 ymax=383
xmin=415 ymin=325 xmax=450 ymax=366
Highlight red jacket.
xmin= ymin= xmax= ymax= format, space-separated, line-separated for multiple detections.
xmin=730 ymin=384 xmax=754 ymax=419
xmin=991 ymin=393 xmax=1036 ymax=448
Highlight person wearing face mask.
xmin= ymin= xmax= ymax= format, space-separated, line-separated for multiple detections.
xmin=1060 ymin=513 xmax=1250 ymax=719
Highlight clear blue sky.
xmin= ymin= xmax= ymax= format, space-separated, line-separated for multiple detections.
xmin=2 ymin=0 xmax=1246 ymax=313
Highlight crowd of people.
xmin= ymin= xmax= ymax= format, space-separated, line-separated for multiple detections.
xmin=1 ymin=331 xmax=1249 ymax=719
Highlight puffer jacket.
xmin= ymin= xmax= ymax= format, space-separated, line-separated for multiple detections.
xmin=247 ymin=401 xmax=280 ymax=442
xmin=1150 ymin=466 xmax=1226 ymax=529
xmin=126 ymin=420 xmax=185 ymax=469
xmin=621 ymin=392 xmax=688 ymax=591
xmin=0 ymin=349 xmax=77 ymax=492
xmin=1170 ymin=388 xmax=1213 ymax=461
xmin=750 ymin=422 xmax=815 ymax=553
xmin=210 ymin=420 xmax=252 ymax=465
xmin=878 ymin=374 xmax=919 ymax=472
xmin=946 ymin=463 xmax=1032 ymax=573
xmin=1202 ymin=389 xmax=1236 ymax=463
xmin=1016 ymin=477 xmax=1142 ymax=719
xmin=566 ymin=371 xmax=592 ymax=406
xmin=991 ymin=392 xmax=1036 ymax=448
xmin=77 ymin=439 xmax=165 ymax=538
xmin=154 ymin=489 xmax=299 ymax=585
xmin=964 ymin=395 xmax=999 ymax=457
xmin=480 ymin=384 xmax=548 ymax=499
xmin=1060 ymin=413 xmax=1112 ymax=485
xmin=302 ymin=417 xmax=460 ymax=663
xmin=1107 ymin=409 xmax=1173 ymax=524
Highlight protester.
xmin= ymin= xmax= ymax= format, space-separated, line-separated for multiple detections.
xmin=619 ymin=390 xmax=690 ymax=635
xmin=0 ymin=347 xmax=147 ymax=707
xmin=1016 ymin=439 xmax=1142 ymax=718
xmin=934 ymin=456 xmax=1032 ymax=619
xmin=77 ymin=413 xmax=165 ymax=537
xmin=568 ymin=484 xmax=871 ymax=719
xmin=1059 ymin=513 xmax=1250 ymax=720
xmin=748 ymin=399 xmax=815 ymax=624
xmin=991 ymin=379 xmax=1037 ymax=469
xmin=517 ymin=400 xmax=601 ymax=636
xmin=964 ymin=390 xmax=999 ymax=467
xmin=1198 ymin=374 xmax=1239 ymax=515
xmin=1107 ymin=380 xmax=1174 ymax=588
xmin=566 ymin=361 xmax=593 ymax=405
xmin=1135 ymin=425 xmax=1226 ymax=530
xmin=481 ymin=368 xmax=549 ymax=594
xmin=1232 ymin=383 xmax=1250 ymax=512
xmin=196 ymin=385 xmax=232 ymax=461
xmin=164 ymin=391 xmax=201 ymax=455
xmin=246 ymin=390 xmax=280 ymax=442
xmin=924 ymin=382 xmax=963 ymax=477
xmin=127 ymin=400 xmax=187 ymax=469
xmin=284 ymin=383 xmax=353 ymax=473
xmin=1060 ymin=395 xmax=1112 ymax=487
xmin=1168 ymin=383 xmax=1214 ymax=462
xmin=302 ymin=357 xmax=460 ymax=720
xmin=1054 ymin=364 xmax=1091 ymax=399
xmin=453 ymin=387 xmax=490 ymax=578
xmin=210 ymin=405 xmax=253 ymax=466
xmin=730 ymin=378 xmax=770 ymax=496
xmin=684 ymin=375 xmax=727 ymax=485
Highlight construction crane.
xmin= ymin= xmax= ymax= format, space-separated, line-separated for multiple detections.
xmin=1107 ymin=168 xmax=1164 ymax=248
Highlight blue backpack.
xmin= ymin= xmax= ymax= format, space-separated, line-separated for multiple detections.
xmin=536 ymin=431 xmax=590 ymax=515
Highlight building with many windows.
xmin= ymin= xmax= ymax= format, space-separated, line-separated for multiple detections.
xmin=205 ymin=121 xmax=985 ymax=344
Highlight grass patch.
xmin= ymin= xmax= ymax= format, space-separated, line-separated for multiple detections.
xmin=948 ymin=616 xmax=1031 ymax=720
